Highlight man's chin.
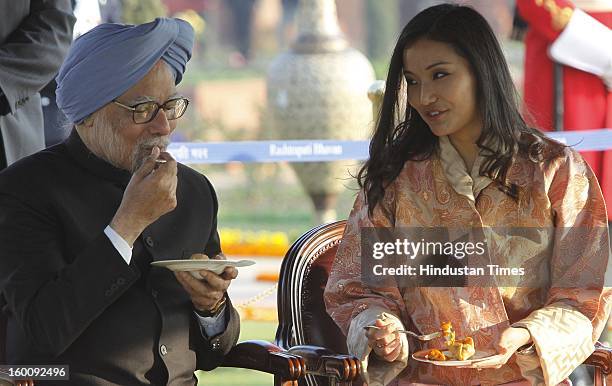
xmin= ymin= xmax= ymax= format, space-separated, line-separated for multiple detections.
xmin=130 ymin=151 xmax=147 ymax=173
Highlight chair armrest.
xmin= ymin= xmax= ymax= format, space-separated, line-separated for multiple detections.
xmin=221 ymin=340 xmax=305 ymax=380
xmin=584 ymin=341 xmax=612 ymax=375
xmin=287 ymin=345 xmax=361 ymax=382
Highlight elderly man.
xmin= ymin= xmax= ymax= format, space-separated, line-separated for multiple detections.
xmin=0 ymin=18 xmax=239 ymax=385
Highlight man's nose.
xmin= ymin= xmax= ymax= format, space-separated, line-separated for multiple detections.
xmin=148 ymin=108 xmax=172 ymax=135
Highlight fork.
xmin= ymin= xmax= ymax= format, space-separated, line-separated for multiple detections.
xmin=363 ymin=325 xmax=443 ymax=341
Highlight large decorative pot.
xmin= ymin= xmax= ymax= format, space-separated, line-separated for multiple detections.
xmin=267 ymin=0 xmax=375 ymax=223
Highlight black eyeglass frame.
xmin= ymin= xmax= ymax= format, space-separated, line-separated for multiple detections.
xmin=112 ymin=97 xmax=190 ymax=124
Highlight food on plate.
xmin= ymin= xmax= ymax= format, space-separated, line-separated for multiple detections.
xmin=422 ymin=322 xmax=476 ymax=361
xmin=442 ymin=322 xmax=475 ymax=361
xmin=447 ymin=336 xmax=475 ymax=361
xmin=190 ymin=253 xmax=210 ymax=260
xmin=424 ymin=349 xmax=447 ymax=361
xmin=441 ymin=321 xmax=455 ymax=343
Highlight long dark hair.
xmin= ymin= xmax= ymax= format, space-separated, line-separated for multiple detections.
xmin=358 ymin=3 xmax=560 ymax=215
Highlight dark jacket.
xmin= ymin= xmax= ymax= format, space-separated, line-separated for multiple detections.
xmin=0 ymin=130 xmax=240 ymax=385
xmin=0 ymin=0 xmax=74 ymax=167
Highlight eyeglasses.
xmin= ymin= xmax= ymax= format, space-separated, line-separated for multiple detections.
xmin=112 ymin=97 xmax=189 ymax=124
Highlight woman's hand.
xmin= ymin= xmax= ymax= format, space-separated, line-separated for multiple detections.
xmin=365 ymin=317 xmax=404 ymax=362
xmin=461 ymin=326 xmax=532 ymax=370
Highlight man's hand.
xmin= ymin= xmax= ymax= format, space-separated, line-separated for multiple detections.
xmin=365 ymin=317 xmax=404 ymax=362
xmin=459 ymin=326 xmax=532 ymax=370
xmin=175 ymin=254 xmax=238 ymax=313
xmin=110 ymin=146 xmax=178 ymax=245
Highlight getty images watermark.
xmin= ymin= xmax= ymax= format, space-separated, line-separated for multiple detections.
xmin=360 ymin=227 xmax=610 ymax=288
xmin=370 ymin=237 xmax=525 ymax=276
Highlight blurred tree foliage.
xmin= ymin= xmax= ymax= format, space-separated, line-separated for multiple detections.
xmin=122 ymin=0 xmax=167 ymax=24
xmin=365 ymin=0 xmax=399 ymax=61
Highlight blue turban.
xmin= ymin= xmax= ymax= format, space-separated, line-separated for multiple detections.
xmin=56 ymin=18 xmax=194 ymax=124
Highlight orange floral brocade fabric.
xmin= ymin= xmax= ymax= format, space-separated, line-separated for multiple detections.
xmin=324 ymin=137 xmax=611 ymax=386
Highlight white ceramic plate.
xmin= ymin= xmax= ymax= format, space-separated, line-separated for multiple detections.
xmin=151 ymin=259 xmax=256 ymax=277
xmin=412 ymin=349 xmax=497 ymax=366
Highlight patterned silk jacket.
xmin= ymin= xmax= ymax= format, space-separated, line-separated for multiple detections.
xmin=324 ymin=136 xmax=611 ymax=386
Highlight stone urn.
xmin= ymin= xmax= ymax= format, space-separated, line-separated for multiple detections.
xmin=267 ymin=0 xmax=375 ymax=223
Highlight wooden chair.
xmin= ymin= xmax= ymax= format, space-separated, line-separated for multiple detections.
xmin=0 ymin=312 xmax=306 ymax=386
xmin=275 ymin=220 xmax=361 ymax=385
xmin=276 ymin=220 xmax=612 ymax=386
xmin=221 ymin=340 xmax=306 ymax=386
xmin=590 ymin=342 xmax=612 ymax=386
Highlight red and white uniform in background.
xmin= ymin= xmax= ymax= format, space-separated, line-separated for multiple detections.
xmin=517 ymin=0 xmax=612 ymax=219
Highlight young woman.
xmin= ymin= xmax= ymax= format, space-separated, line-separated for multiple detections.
xmin=323 ymin=4 xmax=610 ymax=385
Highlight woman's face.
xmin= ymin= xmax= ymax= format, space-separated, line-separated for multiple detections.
xmin=403 ymin=38 xmax=482 ymax=141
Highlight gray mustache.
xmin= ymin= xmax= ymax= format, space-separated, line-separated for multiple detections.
xmin=137 ymin=137 xmax=170 ymax=150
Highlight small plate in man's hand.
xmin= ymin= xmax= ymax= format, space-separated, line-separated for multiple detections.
xmin=151 ymin=259 xmax=255 ymax=277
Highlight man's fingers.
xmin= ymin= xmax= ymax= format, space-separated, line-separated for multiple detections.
xmin=198 ymin=270 xmax=231 ymax=291
xmin=157 ymin=150 xmax=176 ymax=162
xmin=155 ymin=152 xmax=178 ymax=176
xmin=135 ymin=146 xmax=161 ymax=178
xmin=152 ymin=154 xmax=177 ymax=180
xmin=174 ymin=271 xmax=193 ymax=292
xmin=178 ymin=269 xmax=231 ymax=294
xmin=156 ymin=151 xmax=176 ymax=167
xmin=175 ymin=271 xmax=206 ymax=294
xmin=221 ymin=267 xmax=238 ymax=280
xmin=213 ymin=253 xmax=227 ymax=261
xmin=178 ymin=270 xmax=219 ymax=291
xmin=175 ymin=272 xmax=223 ymax=309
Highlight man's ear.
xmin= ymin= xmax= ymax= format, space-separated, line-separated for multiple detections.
xmin=80 ymin=115 xmax=95 ymax=128
xmin=74 ymin=115 xmax=94 ymax=139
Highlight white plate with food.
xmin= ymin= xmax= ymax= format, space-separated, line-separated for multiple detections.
xmin=410 ymin=321 xmax=496 ymax=366
xmin=151 ymin=258 xmax=255 ymax=276
xmin=412 ymin=348 xmax=497 ymax=366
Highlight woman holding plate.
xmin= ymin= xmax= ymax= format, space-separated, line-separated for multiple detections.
xmin=323 ymin=3 xmax=610 ymax=385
